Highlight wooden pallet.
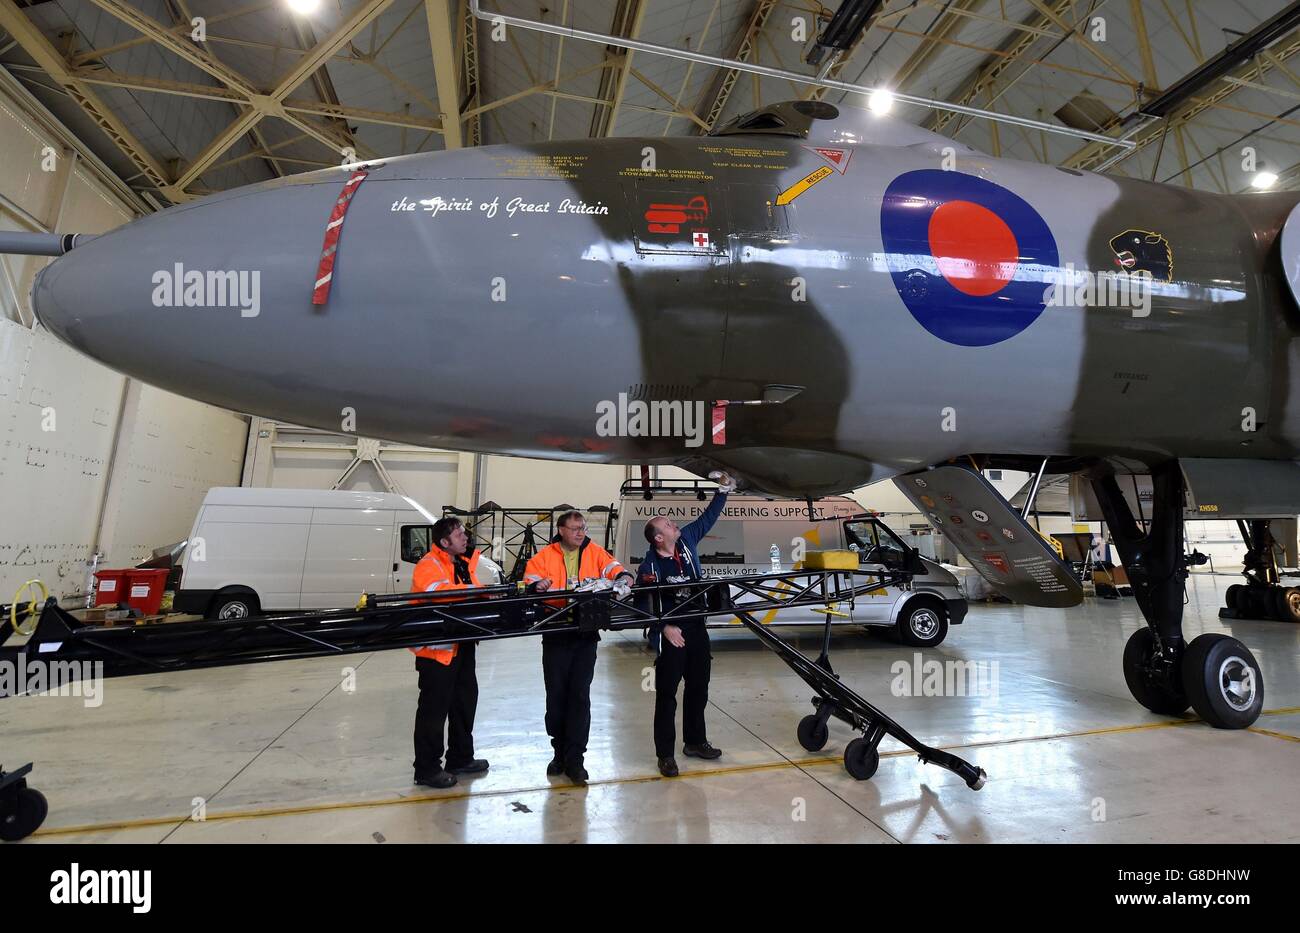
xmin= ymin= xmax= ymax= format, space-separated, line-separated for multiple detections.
xmin=73 ymin=609 xmax=200 ymax=627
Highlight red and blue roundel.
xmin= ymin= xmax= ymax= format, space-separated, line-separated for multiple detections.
xmin=880 ymin=170 xmax=1058 ymax=347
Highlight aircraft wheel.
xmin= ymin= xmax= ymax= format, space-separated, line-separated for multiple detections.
xmin=843 ymin=738 xmax=879 ymax=781
xmin=1225 ymin=584 xmax=1244 ymax=613
xmin=797 ymin=714 xmax=829 ymax=752
xmin=1122 ymin=628 xmax=1189 ymax=716
xmin=1181 ymin=634 xmax=1263 ymax=729
xmin=0 ymin=787 xmax=48 ymax=842
xmin=1271 ymin=587 xmax=1300 ymax=623
xmin=1243 ymin=587 xmax=1270 ymax=619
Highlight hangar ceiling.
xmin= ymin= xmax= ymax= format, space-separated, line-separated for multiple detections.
xmin=1 ymin=0 xmax=1299 ymax=211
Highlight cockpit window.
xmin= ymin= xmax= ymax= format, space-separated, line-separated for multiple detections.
xmin=712 ymin=100 xmax=840 ymax=138
xmin=792 ymin=100 xmax=838 ymax=120
xmin=737 ymin=112 xmax=787 ymax=130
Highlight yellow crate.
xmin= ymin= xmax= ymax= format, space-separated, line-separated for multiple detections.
xmin=800 ymin=550 xmax=859 ymax=570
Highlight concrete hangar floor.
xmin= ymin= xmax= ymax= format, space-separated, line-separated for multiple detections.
xmin=10 ymin=574 xmax=1299 ymax=844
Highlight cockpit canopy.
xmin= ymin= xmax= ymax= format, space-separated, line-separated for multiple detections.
xmin=713 ymin=99 xmax=980 ymax=154
xmin=712 ymin=100 xmax=839 ymax=139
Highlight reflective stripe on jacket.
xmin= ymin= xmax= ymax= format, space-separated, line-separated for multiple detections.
xmin=524 ymin=538 xmax=626 ymax=593
xmin=409 ymin=547 xmax=484 ymax=664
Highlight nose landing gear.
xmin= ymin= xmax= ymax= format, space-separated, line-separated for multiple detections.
xmin=1092 ymin=461 xmax=1265 ymax=729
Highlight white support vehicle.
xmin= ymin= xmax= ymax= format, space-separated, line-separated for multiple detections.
xmin=173 ymin=488 xmax=500 ymax=620
xmin=615 ymin=480 xmax=967 ymax=647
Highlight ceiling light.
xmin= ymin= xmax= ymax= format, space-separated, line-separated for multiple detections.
xmin=868 ymin=88 xmax=894 ymax=115
xmin=287 ymin=0 xmax=320 ymax=15
xmin=1251 ymin=170 xmax=1278 ymax=189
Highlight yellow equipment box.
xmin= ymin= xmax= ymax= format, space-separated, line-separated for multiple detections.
xmin=800 ymin=550 xmax=859 ymax=570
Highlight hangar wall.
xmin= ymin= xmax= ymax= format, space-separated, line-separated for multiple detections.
xmin=0 ymin=78 xmax=247 ymax=603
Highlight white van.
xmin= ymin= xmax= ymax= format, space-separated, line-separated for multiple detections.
xmin=614 ymin=481 xmax=967 ymax=646
xmin=174 ymin=488 xmax=499 ymax=619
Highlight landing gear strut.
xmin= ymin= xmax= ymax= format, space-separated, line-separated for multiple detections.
xmin=1222 ymin=519 xmax=1300 ymax=623
xmin=1090 ymin=461 xmax=1264 ymax=728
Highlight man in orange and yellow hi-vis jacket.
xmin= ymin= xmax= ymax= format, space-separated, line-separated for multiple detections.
xmin=410 ymin=517 xmax=490 ymax=789
xmin=524 ymin=510 xmax=633 ymax=785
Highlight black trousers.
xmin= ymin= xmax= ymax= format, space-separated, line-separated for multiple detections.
xmin=542 ymin=634 xmax=598 ymax=767
xmin=413 ymin=642 xmax=478 ymax=774
xmin=654 ymin=621 xmax=711 ymax=758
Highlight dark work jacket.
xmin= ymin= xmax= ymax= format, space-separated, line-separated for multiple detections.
xmin=635 ymin=491 xmax=728 ymax=631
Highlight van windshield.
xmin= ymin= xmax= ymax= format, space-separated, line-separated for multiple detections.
xmin=845 ymin=520 xmax=907 ymax=568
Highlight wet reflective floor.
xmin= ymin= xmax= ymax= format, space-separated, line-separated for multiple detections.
xmin=7 ymin=574 xmax=1298 ymax=843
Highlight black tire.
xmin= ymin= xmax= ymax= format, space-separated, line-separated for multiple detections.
xmin=1270 ymin=587 xmax=1300 ymax=623
xmin=1243 ymin=587 xmax=1270 ymax=619
xmin=0 ymin=787 xmax=48 ymax=841
xmin=843 ymin=738 xmax=879 ymax=781
xmin=1121 ymin=628 xmax=1189 ymax=716
xmin=208 ymin=590 xmax=259 ymax=621
xmin=1225 ymin=584 xmax=1244 ymax=613
xmin=1181 ymin=633 xmax=1263 ymax=729
xmin=797 ymin=714 xmax=829 ymax=752
xmin=895 ymin=599 xmax=948 ymax=647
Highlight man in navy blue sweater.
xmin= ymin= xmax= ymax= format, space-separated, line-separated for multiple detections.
xmin=636 ymin=471 xmax=735 ymax=777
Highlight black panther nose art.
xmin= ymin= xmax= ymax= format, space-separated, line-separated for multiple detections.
xmin=1109 ymin=228 xmax=1173 ymax=281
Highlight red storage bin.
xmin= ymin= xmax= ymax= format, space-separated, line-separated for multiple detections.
xmin=125 ymin=569 xmax=169 ymax=616
xmin=93 ymin=569 xmax=131 ymax=607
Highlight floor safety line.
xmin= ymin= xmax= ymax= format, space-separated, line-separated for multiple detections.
xmin=29 ymin=705 xmax=1300 ymax=839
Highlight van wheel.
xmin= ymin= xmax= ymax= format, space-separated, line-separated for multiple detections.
xmin=209 ymin=591 xmax=259 ymax=621
xmin=896 ymin=600 xmax=947 ymax=647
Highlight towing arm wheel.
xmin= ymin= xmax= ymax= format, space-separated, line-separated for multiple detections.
xmin=843 ymin=738 xmax=880 ymax=781
xmin=797 ymin=714 xmax=829 ymax=752
xmin=1181 ymin=634 xmax=1264 ymax=729
xmin=0 ymin=787 xmax=48 ymax=842
xmin=1122 ymin=627 xmax=1189 ymax=716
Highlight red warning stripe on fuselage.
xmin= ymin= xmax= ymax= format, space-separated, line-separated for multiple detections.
xmin=312 ymin=169 xmax=369 ymax=306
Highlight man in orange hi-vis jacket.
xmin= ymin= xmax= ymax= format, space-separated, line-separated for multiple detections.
xmin=524 ymin=510 xmax=633 ymax=785
xmin=410 ymin=517 xmax=491 ymax=789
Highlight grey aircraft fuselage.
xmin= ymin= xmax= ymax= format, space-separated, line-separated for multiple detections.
xmin=27 ymin=102 xmax=1300 ymax=499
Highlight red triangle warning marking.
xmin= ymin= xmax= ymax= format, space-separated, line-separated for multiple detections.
xmin=803 ymin=146 xmax=853 ymax=174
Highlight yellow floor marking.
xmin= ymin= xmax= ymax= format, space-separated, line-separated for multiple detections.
xmin=1247 ymin=726 xmax=1300 ymax=743
xmin=31 ymin=705 xmax=1300 ymax=838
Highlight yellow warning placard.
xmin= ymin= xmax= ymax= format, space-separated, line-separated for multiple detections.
xmin=776 ymin=165 xmax=834 ymax=205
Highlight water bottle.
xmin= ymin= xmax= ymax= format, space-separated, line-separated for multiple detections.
xmin=769 ymin=544 xmax=781 ymax=573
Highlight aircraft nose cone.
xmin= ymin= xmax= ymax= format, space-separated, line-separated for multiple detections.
xmin=25 ymin=173 xmax=438 ymax=430
xmin=32 ymin=230 xmax=155 ymax=363
xmin=29 ymin=192 xmax=295 ymax=402
xmin=31 ymin=248 xmax=92 ymax=347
